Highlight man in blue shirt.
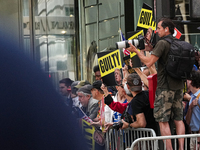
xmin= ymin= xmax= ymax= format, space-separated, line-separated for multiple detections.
xmin=185 ymin=70 xmax=200 ymax=149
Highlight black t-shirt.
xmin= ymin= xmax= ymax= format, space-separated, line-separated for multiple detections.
xmin=130 ymin=91 xmax=158 ymax=134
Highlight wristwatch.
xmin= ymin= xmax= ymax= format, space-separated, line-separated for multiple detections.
xmin=129 ymin=123 xmax=132 ymax=128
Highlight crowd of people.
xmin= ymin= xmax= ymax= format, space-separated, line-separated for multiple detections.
xmin=59 ymin=17 xmax=200 ymax=150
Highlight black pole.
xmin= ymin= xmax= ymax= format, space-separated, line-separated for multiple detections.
xmin=124 ymin=0 xmax=134 ymax=39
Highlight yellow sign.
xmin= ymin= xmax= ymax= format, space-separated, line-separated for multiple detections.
xmin=98 ymin=50 xmax=122 ymax=77
xmin=128 ymin=30 xmax=144 ymax=40
xmin=137 ymin=8 xmax=156 ymax=30
xmin=128 ymin=30 xmax=143 ymax=58
xmin=82 ymin=119 xmax=95 ymax=150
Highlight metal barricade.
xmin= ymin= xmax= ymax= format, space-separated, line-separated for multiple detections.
xmin=105 ymin=128 xmax=156 ymax=150
xmin=127 ymin=134 xmax=200 ymax=150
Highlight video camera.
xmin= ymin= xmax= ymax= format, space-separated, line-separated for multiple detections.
xmin=116 ymin=35 xmax=145 ymax=50
xmin=112 ymin=112 xmax=133 ymax=130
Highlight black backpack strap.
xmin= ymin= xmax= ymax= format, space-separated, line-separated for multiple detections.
xmin=160 ymin=37 xmax=174 ymax=89
xmin=163 ymin=37 xmax=173 ymax=44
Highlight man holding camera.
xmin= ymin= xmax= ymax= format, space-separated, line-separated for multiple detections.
xmin=121 ymin=74 xmax=158 ymax=133
xmin=103 ymin=74 xmax=158 ymax=134
xmin=127 ymin=18 xmax=185 ymax=150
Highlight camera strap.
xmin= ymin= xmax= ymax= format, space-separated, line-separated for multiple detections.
xmin=121 ymin=105 xmax=129 ymax=119
xmin=125 ymin=105 xmax=129 ymax=112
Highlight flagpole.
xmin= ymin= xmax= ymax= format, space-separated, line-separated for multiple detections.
xmin=118 ymin=2 xmax=121 ymax=42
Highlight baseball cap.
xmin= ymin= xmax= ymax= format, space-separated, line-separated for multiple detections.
xmin=88 ymin=80 xmax=103 ymax=91
xmin=126 ymin=73 xmax=142 ymax=92
xmin=77 ymin=85 xmax=92 ymax=95
xmin=74 ymin=80 xmax=91 ymax=89
xmin=71 ymin=81 xmax=80 ymax=95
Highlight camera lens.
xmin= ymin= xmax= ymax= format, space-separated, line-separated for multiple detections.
xmin=115 ymin=35 xmax=145 ymax=50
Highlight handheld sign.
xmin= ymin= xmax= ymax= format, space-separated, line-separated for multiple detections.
xmin=123 ymin=55 xmax=135 ymax=74
xmin=136 ymin=3 xmax=157 ymax=48
xmin=82 ymin=119 xmax=105 ymax=149
xmin=82 ymin=119 xmax=96 ymax=150
xmin=137 ymin=3 xmax=156 ymax=33
xmin=97 ymin=50 xmax=123 ymax=86
xmin=123 ymin=55 xmax=143 ymax=73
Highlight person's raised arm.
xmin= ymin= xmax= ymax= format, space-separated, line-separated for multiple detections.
xmin=101 ymin=83 xmax=128 ymax=113
xmin=104 ymin=94 xmax=128 ymax=114
xmin=126 ymin=43 xmax=159 ymax=68
xmin=145 ymin=51 xmax=157 ymax=75
xmin=134 ymin=68 xmax=148 ymax=87
xmin=101 ymin=83 xmax=109 ymax=97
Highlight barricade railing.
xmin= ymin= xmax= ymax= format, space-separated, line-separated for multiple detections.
xmin=105 ymin=127 xmax=156 ymax=150
xmin=126 ymin=134 xmax=200 ymax=150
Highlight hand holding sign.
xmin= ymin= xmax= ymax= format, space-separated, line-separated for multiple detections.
xmin=101 ymin=83 xmax=109 ymax=97
xmin=136 ymin=3 xmax=157 ymax=48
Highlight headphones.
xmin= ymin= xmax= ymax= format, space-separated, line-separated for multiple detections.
xmin=165 ymin=29 xmax=167 ymax=32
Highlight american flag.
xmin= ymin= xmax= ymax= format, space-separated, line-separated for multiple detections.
xmin=78 ymin=107 xmax=93 ymax=123
xmin=119 ymin=28 xmax=130 ymax=56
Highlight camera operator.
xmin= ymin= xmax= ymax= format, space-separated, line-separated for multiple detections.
xmin=126 ymin=17 xmax=185 ymax=150
xmin=103 ymin=74 xmax=158 ymax=134
xmin=121 ymin=74 xmax=158 ymax=132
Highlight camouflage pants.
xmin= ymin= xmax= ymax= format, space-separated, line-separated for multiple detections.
xmin=154 ymin=88 xmax=183 ymax=122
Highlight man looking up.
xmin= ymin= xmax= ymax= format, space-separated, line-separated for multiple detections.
xmin=127 ymin=18 xmax=185 ymax=150
xmin=59 ymin=78 xmax=74 ymax=107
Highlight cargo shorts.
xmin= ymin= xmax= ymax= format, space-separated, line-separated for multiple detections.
xmin=154 ymin=88 xmax=183 ymax=122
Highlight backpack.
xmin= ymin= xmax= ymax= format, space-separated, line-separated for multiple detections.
xmin=163 ymin=37 xmax=196 ymax=79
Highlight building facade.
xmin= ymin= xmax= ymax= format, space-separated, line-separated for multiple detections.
xmin=0 ymin=0 xmax=199 ymax=90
